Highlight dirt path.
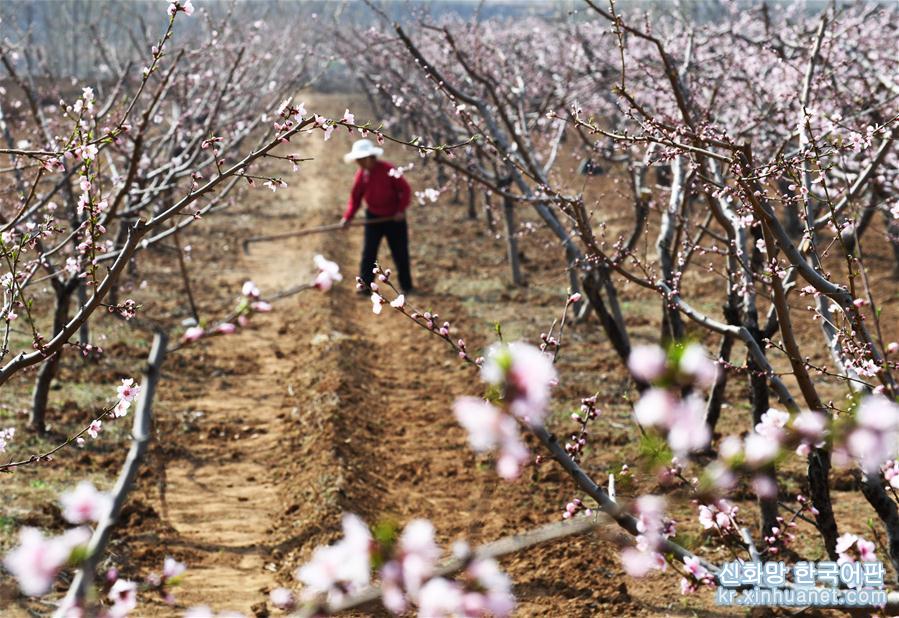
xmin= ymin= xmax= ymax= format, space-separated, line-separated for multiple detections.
xmin=138 ymin=105 xmax=345 ymax=615
xmin=136 ymin=109 xmax=505 ymax=615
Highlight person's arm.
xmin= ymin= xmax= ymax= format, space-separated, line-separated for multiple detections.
xmin=342 ymin=169 xmax=365 ymax=224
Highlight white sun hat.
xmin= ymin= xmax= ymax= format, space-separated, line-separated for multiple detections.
xmin=343 ymin=138 xmax=384 ymax=163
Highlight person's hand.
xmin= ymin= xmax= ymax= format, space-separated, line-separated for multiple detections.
xmin=340 ymin=217 xmax=350 ymax=229
xmin=393 ymin=211 xmax=406 ymax=222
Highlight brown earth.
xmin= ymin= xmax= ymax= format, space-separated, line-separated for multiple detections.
xmin=3 ymin=92 xmax=897 ymax=618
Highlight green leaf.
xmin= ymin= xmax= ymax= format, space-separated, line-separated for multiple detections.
xmin=637 ymin=432 xmax=672 ymax=470
xmin=372 ymin=518 xmax=399 ymax=547
xmin=68 ymin=545 xmax=89 ymax=566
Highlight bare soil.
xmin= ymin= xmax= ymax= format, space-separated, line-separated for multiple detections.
xmin=3 ymin=92 xmax=897 ymax=618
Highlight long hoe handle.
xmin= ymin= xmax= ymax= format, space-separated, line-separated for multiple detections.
xmin=241 ymin=216 xmax=395 ymax=254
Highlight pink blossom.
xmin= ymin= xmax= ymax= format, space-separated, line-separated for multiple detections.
xmin=108 ymin=579 xmax=138 ymax=618
xmin=113 ymin=399 xmax=131 ymax=418
xmin=887 ymin=342 xmax=899 ymax=354
xmin=619 ymin=547 xmax=665 ymax=577
xmin=295 ymin=513 xmax=372 ymax=602
xmin=3 ymin=526 xmax=91 ymax=596
xmin=698 ymin=500 xmax=736 ymax=531
xmin=633 ymin=389 xmax=711 ymax=455
xmin=845 ymin=395 xmax=899 ymax=473
xmin=480 ymin=342 xmax=556 ymax=426
xmin=885 ymin=461 xmax=899 ymax=489
xmin=60 ymin=481 xmax=112 ymax=524
xmin=633 ymin=388 xmax=676 ymax=427
xmin=755 ymin=408 xmax=790 ymax=441
xmin=342 ymin=109 xmax=355 ymax=127
xmin=163 ymin=556 xmax=187 ymax=580
xmin=397 ymin=519 xmax=441 ymax=597
xmin=495 ymin=439 xmax=530 ymax=480
xmin=183 ymin=326 xmax=205 ymax=343
xmin=0 ymin=426 xmax=15 ymax=452
xmin=627 ymin=344 xmax=667 ymax=383
xmin=390 ymin=295 xmax=406 ymax=309
xmin=791 ymin=411 xmax=827 ymax=444
xmin=678 ymin=344 xmax=718 ymax=389
xmin=683 ymin=556 xmax=707 ymax=579
xmin=269 ymin=587 xmax=295 ymax=610
xmin=78 ymin=144 xmax=98 ymax=161
xmin=634 ymin=495 xmax=666 ymax=536
xmin=836 ymin=533 xmax=862 ymax=564
xmin=313 ymin=271 xmax=336 ymax=292
xmin=215 ymin=323 xmax=237 ymax=335
xmin=242 ymin=281 xmax=261 ymax=299
xmin=858 ymin=538 xmax=877 ymax=562
xmin=466 ymin=558 xmax=515 ymax=617
xmin=380 ymin=560 xmax=407 ymax=614
xmin=744 ymin=433 xmax=780 ymax=467
xmin=371 ymin=294 xmax=383 ymax=315
xmin=167 ymin=0 xmax=194 ymax=17
xmin=116 ymin=378 xmax=141 ymax=404
xmin=251 ymin=301 xmax=272 ymax=313
xmin=313 ymin=255 xmax=342 ymax=291
xmin=698 ymin=505 xmax=715 ymax=529
xmin=263 ymin=180 xmax=287 ymax=192
xmin=417 ymin=577 xmax=463 ymax=617
xmin=856 ymin=395 xmax=899 ymax=432
xmin=665 ymin=395 xmax=711 ymax=456
xmin=453 ymin=397 xmax=529 ymax=480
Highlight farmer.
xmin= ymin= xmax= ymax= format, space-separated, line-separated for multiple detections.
xmin=341 ymin=138 xmax=414 ymax=294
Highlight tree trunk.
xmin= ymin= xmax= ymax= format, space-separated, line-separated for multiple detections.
xmin=858 ymin=470 xmax=899 ymax=583
xmin=657 ymin=157 xmax=686 ymax=344
xmin=748 ymin=339 xmax=779 ymax=545
xmin=778 ymin=179 xmax=803 ymax=240
xmin=581 ymin=267 xmax=632 ymax=367
xmin=808 ymin=448 xmax=839 ymax=560
xmin=502 ymin=196 xmax=523 ymax=287
xmin=30 ymin=285 xmax=74 ymax=433
xmin=173 ymin=230 xmax=200 ymax=323
xmin=451 ymin=180 xmax=462 ymax=205
xmin=704 ymin=304 xmax=737 ymax=434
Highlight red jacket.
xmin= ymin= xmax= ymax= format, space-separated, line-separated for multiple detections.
xmin=343 ymin=160 xmax=411 ymax=221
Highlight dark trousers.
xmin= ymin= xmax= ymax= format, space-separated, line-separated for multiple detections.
xmin=360 ymin=211 xmax=413 ymax=290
